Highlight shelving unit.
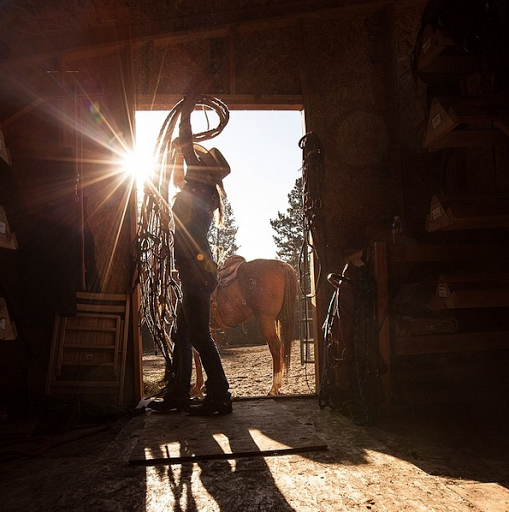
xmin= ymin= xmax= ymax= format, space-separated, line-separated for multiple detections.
xmin=372 ymin=241 xmax=509 ymax=405
xmin=426 ymin=195 xmax=509 ymax=231
xmin=394 ymin=331 xmax=509 ymax=357
xmin=415 ymin=25 xmax=477 ymax=84
xmin=424 ymin=97 xmax=509 ymax=149
xmin=0 ymin=205 xmax=17 ymax=340
xmin=432 ymin=273 xmax=509 ymax=309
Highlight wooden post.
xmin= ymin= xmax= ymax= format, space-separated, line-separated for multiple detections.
xmin=124 ymin=42 xmax=144 ymax=403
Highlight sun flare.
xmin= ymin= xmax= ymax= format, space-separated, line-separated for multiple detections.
xmin=122 ymin=146 xmax=155 ymax=186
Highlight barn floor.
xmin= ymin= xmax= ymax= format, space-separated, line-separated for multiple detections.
xmin=2 ymin=394 xmax=509 ymax=512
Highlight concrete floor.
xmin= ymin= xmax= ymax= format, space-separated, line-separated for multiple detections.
xmin=2 ymin=396 xmax=509 ymax=511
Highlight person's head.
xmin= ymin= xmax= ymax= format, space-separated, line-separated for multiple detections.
xmin=184 ymin=145 xmax=229 ymax=188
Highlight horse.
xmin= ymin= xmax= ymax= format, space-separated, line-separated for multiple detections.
xmin=192 ymin=256 xmax=298 ymax=396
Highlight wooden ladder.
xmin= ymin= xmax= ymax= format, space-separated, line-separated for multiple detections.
xmin=45 ymin=291 xmax=130 ymax=405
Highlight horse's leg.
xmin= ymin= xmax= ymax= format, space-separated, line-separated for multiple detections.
xmin=191 ymin=348 xmax=205 ymax=398
xmin=257 ymin=314 xmax=284 ymax=395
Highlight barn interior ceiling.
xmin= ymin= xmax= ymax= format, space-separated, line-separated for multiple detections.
xmin=0 ymin=0 xmax=383 ymax=62
xmin=1 ymin=0 xmax=386 ymax=120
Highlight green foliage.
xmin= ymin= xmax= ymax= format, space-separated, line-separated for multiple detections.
xmin=209 ymin=197 xmax=240 ymax=267
xmin=270 ymin=177 xmax=303 ymax=272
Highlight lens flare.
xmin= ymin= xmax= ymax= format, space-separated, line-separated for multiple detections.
xmin=122 ymin=147 xmax=154 ymax=186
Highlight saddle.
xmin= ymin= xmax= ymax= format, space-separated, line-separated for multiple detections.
xmin=217 ymin=255 xmax=246 ymax=287
xmin=211 ymin=255 xmax=247 ymax=329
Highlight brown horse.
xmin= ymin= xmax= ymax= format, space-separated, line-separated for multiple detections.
xmin=192 ymin=256 xmax=298 ymax=396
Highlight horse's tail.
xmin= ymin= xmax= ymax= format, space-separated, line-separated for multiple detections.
xmin=276 ymin=263 xmax=298 ymax=375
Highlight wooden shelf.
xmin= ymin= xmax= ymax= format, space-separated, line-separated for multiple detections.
xmin=431 ymin=273 xmax=509 ymax=309
xmin=416 ymin=25 xmax=477 ymax=82
xmin=426 ymin=195 xmax=509 ymax=232
xmin=387 ymin=243 xmax=501 ymax=263
xmin=424 ymin=97 xmax=509 ymax=149
xmin=395 ymin=331 xmax=509 ymax=356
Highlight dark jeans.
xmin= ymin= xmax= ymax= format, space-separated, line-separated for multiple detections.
xmin=171 ymin=264 xmax=230 ymax=402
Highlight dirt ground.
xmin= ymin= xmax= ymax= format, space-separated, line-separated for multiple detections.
xmin=142 ymin=340 xmax=317 ymax=398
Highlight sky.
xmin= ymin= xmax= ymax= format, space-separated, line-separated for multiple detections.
xmin=135 ymin=109 xmax=304 ymax=261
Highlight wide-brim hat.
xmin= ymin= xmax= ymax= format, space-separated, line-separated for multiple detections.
xmin=184 ymin=144 xmax=231 ymax=186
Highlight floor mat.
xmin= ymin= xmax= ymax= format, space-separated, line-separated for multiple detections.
xmin=129 ymin=399 xmax=327 ymax=465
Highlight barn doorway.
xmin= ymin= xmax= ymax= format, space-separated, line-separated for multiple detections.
xmin=133 ymin=107 xmax=317 ymax=399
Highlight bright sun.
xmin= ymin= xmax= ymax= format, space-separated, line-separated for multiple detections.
xmin=122 ymin=146 xmax=154 ymax=185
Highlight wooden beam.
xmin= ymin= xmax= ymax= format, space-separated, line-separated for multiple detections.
xmin=136 ymin=94 xmax=304 ymax=111
xmin=124 ymin=42 xmax=145 ymax=405
xmin=1 ymin=98 xmax=45 ymax=129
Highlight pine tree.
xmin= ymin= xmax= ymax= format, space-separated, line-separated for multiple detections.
xmin=270 ymin=177 xmax=303 ymax=272
xmin=208 ymin=197 xmax=240 ymax=267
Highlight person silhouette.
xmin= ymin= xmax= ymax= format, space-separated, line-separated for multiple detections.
xmin=149 ymin=106 xmax=232 ymax=415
